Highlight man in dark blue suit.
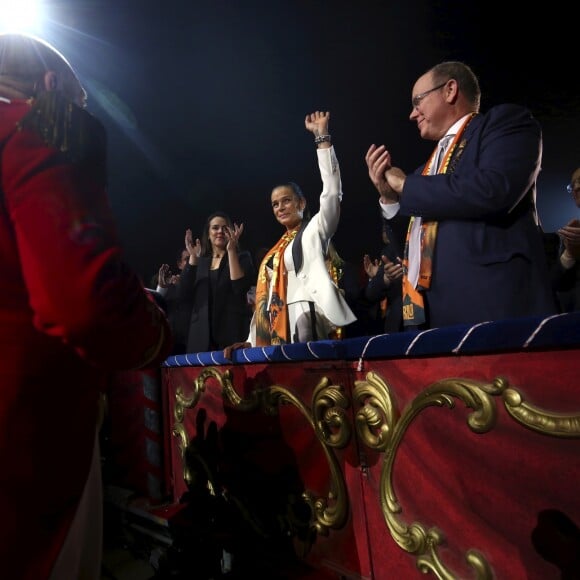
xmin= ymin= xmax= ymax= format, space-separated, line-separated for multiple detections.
xmin=550 ymin=166 xmax=580 ymax=313
xmin=365 ymin=61 xmax=557 ymax=329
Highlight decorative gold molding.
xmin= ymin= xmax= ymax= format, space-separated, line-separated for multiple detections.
xmin=172 ymin=367 xmax=259 ymax=487
xmin=264 ymin=376 xmax=351 ymax=535
xmin=171 ymin=367 xmax=351 ymax=537
xmin=502 ymin=385 xmax=580 ymax=437
xmin=354 ymin=371 xmax=580 ymax=578
xmin=353 ymin=370 xmax=399 ymax=451
xmin=172 ymin=422 xmax=193 ymax=486
xmin=174 ymin=367 xmax=260 ymax=422
xmin=354 ymin=373 xmax=499 ymax=579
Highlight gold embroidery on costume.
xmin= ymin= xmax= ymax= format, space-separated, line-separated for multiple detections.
xmin=17 ymin=91 xmax=105 ymax=164
xmin=326 ymin=248 xmax=344 ymax=340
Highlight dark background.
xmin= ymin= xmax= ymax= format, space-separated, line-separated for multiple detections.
xmin=38 ymin=0 xmax=579 ymax=282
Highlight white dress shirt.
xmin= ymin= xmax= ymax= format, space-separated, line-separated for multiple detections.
xmin=380 ymin=114 xmax=471 ymax=289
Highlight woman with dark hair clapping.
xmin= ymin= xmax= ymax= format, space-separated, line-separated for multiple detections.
xmin=179 ymin=211 xmax=256 ymax=353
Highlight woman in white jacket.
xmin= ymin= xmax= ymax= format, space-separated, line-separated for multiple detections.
xmin=224 ymin=111 xmax=356 ymax=356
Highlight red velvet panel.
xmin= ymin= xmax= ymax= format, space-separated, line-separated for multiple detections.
xmin=161 ymin=348 xmax=580 ymax=578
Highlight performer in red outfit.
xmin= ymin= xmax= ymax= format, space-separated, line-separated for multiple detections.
xmin=0 ymin=33 xmax=172 ymax=579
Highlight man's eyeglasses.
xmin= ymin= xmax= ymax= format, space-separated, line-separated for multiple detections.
xmin=567 ymin=179 xmax=580 ymax=194
xmin=412 ymin=81 xmax=448 ymax=109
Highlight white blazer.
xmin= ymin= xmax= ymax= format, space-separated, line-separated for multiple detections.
xmin=247 ymin=146 xmax=356 ymax=346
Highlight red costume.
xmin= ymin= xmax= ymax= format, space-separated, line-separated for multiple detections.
xmin=0 ymin=93 xmax=172 ymax=578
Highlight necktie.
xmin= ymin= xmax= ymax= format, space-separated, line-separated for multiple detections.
xmin=411 ymin=134 xmax=454 ymax=284
xmin=433 ymin=134 xmax=454 ymax=174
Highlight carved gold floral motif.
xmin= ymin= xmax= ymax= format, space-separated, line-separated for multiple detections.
xmin=172 ymin=367 xmax=351 ymax=536
xmin=502 ymin=386 xmax=580 ymax=437
xmin=354 ymin=372 xmax=580 ymax=578
xmin=264 ymin=376 xmax=351 ymax=534
xmin=172 ymin=367 xmax=259 ymax=486
xmin=354 ymin=373 xmax=500 ymax=579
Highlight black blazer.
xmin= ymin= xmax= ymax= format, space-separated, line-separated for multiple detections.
xmin=178 ymin=251 xmax=255 ymax=353
xmin=547 ymin=234 xmax=580 ymax=313
xmin=364 ymin=214 xmax=408 ymax=332
xmin=162 ymin=284 xmax=193 ymax=355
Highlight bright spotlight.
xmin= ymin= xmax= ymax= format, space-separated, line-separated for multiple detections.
xmin=0 ymin=0 xmax=44 ymax=34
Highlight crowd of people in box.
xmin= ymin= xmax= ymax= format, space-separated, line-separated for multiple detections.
xmin=151 ymin=66 xmax=579 ymax=357
xmin=2 ymin=31 xmax=579 ymax=579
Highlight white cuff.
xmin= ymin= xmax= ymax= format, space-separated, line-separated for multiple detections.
xmin=379 ymin=199 xmax=400 ymax=219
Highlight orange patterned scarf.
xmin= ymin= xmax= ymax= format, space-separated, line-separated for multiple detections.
xmin=255 ymin=229 xmax=298 ymax=346
xmin=402 ymin=113 xmax=476 ymax=327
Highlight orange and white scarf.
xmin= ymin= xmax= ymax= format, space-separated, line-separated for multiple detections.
xmin=254 ymin=229 xmax=298 ymax=345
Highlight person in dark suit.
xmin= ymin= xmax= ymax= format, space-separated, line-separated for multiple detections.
xmin=551 ymin=167 xmax=580 ymax=313
xmin=362 ymin=217 xmax=407 ymax=333
xmin=154 ymin=248 xmax=192 ymax=354
xmin=365 ymin=60 xmax=557 ymax=329
xmin=178 ymin=212 xmax=256 ymax=353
